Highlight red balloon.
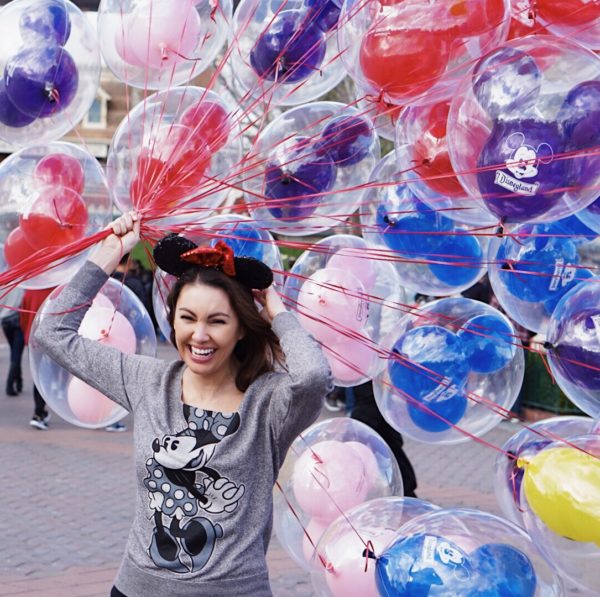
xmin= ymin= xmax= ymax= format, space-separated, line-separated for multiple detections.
xmin=411 ymin=102 xmax=464 ymax=198
xmin=33 ymin=153 xmax=85 ymax=195
xmin=20 ymin=187 xmax=89 ymax=249
xmin=444 ymin=0 xmax=506 ymax=36
xmin=508 ymin=0 xmax=550 ymax=39
xmin=4 ymin=226 xmax=37 ymax=267
xmin=536 ymin=0 xmax=600 ymax=27
xmin=179 ymin=100 xmax=231 ymax=153
xmin=359 ymin=28 xmax=450 ymax=101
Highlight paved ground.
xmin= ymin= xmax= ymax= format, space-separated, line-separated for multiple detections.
xmin=0 ymin=341 xmax=588 ymax=596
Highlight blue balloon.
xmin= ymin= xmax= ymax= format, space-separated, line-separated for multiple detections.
xmin=376 ymin=533 xmax=472 ymax=596
xmin=472 ymin=48 xmax=541 ymax=120
xmin=536 ymin=215 xmax=597 ymax=245
xmin=210 ymin=222 xmax=264 ymax=261
xmin=458 ymin=314 xmax=516 ymax=374
xmin=19 ymin=0 xmax=71 ymax=46
xmin=499 ymin=237 xmax=579 ymax=303
xmin=467 ymin=543 xmax=536 ymax=597
xmin=316 ymin=115 xmax=374 ymax=166
xmin=250 ymin=10 xmax=326 ymax=83
xmin=376 ymin=198 xmax=451 ymax=257
xmin=428 ymin=234 xmax=483 ymax=287
xmin=477 ymin=119 xmax=568 ymax=222
xmin=0 ymin=79 xmax=35 ymax=127
xmin=4 ymin=45 xmax=79 ymax=118
xmin=389 ymin=325 xmax=469 ymax=432
xmin=303 ymin=0 xmax=341 ymax=32
xmin=542 ymin=268 xmax=594 ymax=316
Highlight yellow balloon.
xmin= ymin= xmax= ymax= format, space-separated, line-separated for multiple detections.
xmin=523 ymin=446 xmax=600 ymax=546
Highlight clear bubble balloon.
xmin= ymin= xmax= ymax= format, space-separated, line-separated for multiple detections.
xmin=448 ymin=36 xmax=600 ymax=225
xmin=355 ymin=86 xmax=403 ymax=142
xmin=0 ymin=0 xmax=100 ymax=147
xmin=0 ymin=142 xmax=113 ymax=289
xmin=338 ymin=0 xmax=510 ymax=107
xmin=106 ymin=86 xmax=242 ymax=225
xmin=375 ymin=507 xmax=563 ymax=596
xmin=361 ymin=152 xmax=488 ymax=296
xmin=244 ymin=102 xmax=379 ymax=236
xmin=494 ymin=415 xmax=596 ymax=526
xmin=28 ymin=278 xmax=157 ymax=428
xmin=229 ymin=0 xmax=345 ymax=106
xmin=284 ymin=234 xmax=408 ymax=386
xmin=310 ymin=497 xmax=439 ymax=597
xmin=97 ymin=0 xmax=231 ymax=90
xmin=273 ymin=417 xmax=403 ymax=571
xmin=152 ymin=215 xmax=284 ymax=342
xmin=488 ymin=223 xmax=596 ymax=334
xmin=546 ymin=280 xmax=600 ymax=418
xmin=520 ymin=434 xmax=600 ymax=593
xmin=374 ymin=297 xmax=524 ymax=444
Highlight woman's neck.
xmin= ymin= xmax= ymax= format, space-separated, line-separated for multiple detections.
xmin=181 ymin=367 xmax=244 ymax=412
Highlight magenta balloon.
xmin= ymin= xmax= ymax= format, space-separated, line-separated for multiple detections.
xmin=67 ymin=376 xmax=117 ymax=425
xmin=302 ymin=517 xmax=329 ymax=563
xmin=326 ymin=335 xmax=376 ymax=384
xmin=78 ymin=307 xmax=137 ymax=354
xmin=292 ymin=440 xmax=369 ymax=524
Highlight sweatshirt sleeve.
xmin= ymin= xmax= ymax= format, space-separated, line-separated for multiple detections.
xmin=268 ymin=311 xmax=333 ymax=455
xmin=32 ymin=261 xmax=159 ymax=412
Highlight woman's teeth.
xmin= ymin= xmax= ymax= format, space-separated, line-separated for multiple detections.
xmin=190 ymin=347 xmax=216 ymax=357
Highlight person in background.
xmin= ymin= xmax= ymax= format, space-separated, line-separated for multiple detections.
xmin=20 ymin=287 xmax=55 ymax=430
xmin=1 ymin=286 xmax=24 ymax=396
xmin=327 ymin=382 xmax=418 ymax=497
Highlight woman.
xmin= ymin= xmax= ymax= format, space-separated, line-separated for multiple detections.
xmin=34 ymin=212 xmax=333 ymax=597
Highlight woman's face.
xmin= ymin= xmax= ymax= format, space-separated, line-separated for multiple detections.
xmin=173 ymin=283 xmax=244 ymax=379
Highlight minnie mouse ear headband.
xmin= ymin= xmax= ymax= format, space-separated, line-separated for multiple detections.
xmin=153 ymin=233 xmax=273 ymax=290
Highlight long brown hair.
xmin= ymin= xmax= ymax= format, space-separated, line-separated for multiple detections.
xmin=166 ymin=267 xmax=282 ymax=391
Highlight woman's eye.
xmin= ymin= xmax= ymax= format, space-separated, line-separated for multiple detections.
xmin=180 ymin=315 xmax=194 ymax=321
xmin=211 ymin=320 xmax=226 ymax=325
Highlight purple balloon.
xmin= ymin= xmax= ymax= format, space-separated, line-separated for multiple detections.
xmin=552 ymin=305 xmax=600 ymax=391
xmin=250 ymin=9 xmax=326 ymax=84
xmin=559 ymin=80 xmax=600 ymax=150
xmin=264 ymin=136 xmax=336 ymax=219
xmin=0 ymin=79 xmax=36 ymax=127
xmin=316 ymin=115 xmax=374 ymax=166
xmin=477 ymin=119 xmax=567 ymax=222
xmin=304 ymin=0 xmax=341 ymax=32
xmin=472 ymin=48 xmax=541 ymax=120
xmin=4 ymin=45 xmax=78 ymax=118
xmin=20 ymin=0 xmax=71 ymax=46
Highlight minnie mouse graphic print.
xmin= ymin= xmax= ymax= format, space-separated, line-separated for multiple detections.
xmin=144 ymin=407 xmax=244 ymax=573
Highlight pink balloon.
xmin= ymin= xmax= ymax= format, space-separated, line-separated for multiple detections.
xmin=302 ymin=517 xmax=329 ymax=564
xmin=322 ymin=528 xmax=396 ymax=597
xmin=92 ymin=294 xmax=114 ymax=310
xmin=126 ymin=0 xmax=201 ymax=69
xmin=292 ymin=440 xmax=369 ymax=524
xmin=67 ymin=376 xmax=117 ymax=425
xmin=345 ymin=441 xmax=379 ymax=489
xmin=34 ymin=153 xmax=85 ymax=194
xmin=114 ymin=20 xmax=147 ymax=67
xmin=297 ymin=268 xmax=368 ymax=342
xmin=141 ymin=123 xmax=196 ymax=163
xmin=325 ymin=334 xmax=377 ymax=383
xmin=79 ymin=307 xmax=137 ymax=354
xmin=328 ymin=248 xmax=377 ymax=293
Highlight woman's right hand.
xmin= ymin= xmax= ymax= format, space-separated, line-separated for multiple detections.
xmin=90 ymin=211 xmax=140 ymax=274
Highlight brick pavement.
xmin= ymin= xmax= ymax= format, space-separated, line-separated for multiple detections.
xmin=0 ymin=342 xmax=587 ymax=595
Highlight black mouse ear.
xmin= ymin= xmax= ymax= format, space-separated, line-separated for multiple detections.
xmin=234 ymin=257 xmax=273 ymax=290
xmin=153 ymin=234 xmax=198 ymax=277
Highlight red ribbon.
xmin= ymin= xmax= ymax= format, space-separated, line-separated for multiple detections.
xmin=180 ymin=240 xmax=236 ymax=276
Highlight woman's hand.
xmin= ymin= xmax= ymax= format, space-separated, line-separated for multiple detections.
xmin=89 ymin=211 xmax=140 ymax=274
xmin=253 ymin=285 xmax=287 ymax=324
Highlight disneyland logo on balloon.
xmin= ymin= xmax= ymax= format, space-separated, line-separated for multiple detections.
xmin=494 ymin=171 xmax=540 ymax=196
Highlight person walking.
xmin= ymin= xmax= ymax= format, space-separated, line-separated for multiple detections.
xmin=1 ymin=286 xmax=24 ymax=396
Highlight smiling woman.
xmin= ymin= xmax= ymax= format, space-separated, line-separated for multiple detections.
xmin=33 ymin=212 xmax=333 ymax=597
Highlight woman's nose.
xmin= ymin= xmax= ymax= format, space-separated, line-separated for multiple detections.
xmin=192 ymin=324 xmax=209 ymax=341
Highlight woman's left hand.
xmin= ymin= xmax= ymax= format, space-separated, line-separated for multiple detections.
xmin=253 ymin=285 xmax=286 ymax=324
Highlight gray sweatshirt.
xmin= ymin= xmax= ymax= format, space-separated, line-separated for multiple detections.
xmin=34 ymin=261 xmax=333 ymax=597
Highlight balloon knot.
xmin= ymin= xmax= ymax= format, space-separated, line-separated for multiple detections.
xmin=363 ymin=541 xmax=376 ymax=572
xmin=543 ymin=341 xmax=553 ymax=350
